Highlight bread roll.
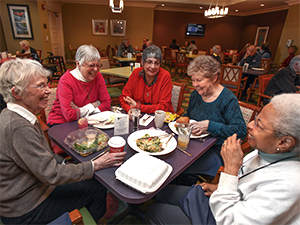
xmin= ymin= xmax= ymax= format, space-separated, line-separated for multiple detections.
xmin=176 ymin=116 xmax=190 ymax=124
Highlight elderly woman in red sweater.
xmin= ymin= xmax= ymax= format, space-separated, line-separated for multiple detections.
xmin=119 ymin=45 xmax=174 ymax=115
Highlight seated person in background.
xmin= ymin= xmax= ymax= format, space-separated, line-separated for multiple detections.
xmin=211 ymin=45 xmax=222 ymax=65
xmin=47 ymin=45 xmax=111 ymax=126
xmin=117 ymin=38 xmax=135 ymax=57
xmin=181 ymin=40 xmax=190 ymax=51
xmin=278 ymin=45 xmax=297 ymax=69
xmin=239 ymin=45 xmax=262 ymax=68
xmin=263 ymin=55 xmax=300 ymax=106
xmin=236 ymin=43 xmax=251 ymax=63
xmin=259 ymin=42 xmax=272 ymax=59
xmin=187 ymin=40 xmax=197 ymax=52
xmin=0 ymin=58 xmax=126 ymax=224
xmin=119 ymin=46 xmax=174 ymax=115
xmin=169 ymin=38 xmax=180 ymax=50
xmin=142 ymin=37 xmax=148 ymax=50
xmin=17 ymin=40 xmax=40 ymax=61
xmin=145 ymin=93 xmax=300 ymax=225
xmin=172 ymin=56 xmax=247 ymax=185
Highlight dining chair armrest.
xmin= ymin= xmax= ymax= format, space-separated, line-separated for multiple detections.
xmin=37 ymin=115 xmax=49 ymax=132
xmin=241 ymin=77 xmax=248 ymax=82
xmin=69 ymin=209 xmax=84 ymax=224
xmin=258 ymin=93 xmax=272 ymax=99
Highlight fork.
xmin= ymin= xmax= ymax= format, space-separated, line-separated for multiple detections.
xmin=142 ymin=115 xmax=151 ymax=123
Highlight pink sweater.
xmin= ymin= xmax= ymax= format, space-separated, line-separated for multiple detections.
xmin=47 ymin=70 xmax=111 ymax=125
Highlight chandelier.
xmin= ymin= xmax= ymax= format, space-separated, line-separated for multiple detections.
xmin=109 ymin=0 xmax=124 ymax=13
xmin=204 ymin=0 xmax=228 ymax=19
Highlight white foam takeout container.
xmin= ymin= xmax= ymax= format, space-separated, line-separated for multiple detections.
xmin=115 ymin=153 xmax=172 ymax=194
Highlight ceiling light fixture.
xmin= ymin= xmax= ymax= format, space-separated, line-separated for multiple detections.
xmin=162 ymin=3 xmax=165 ymax=7
xmin=199 ymin=6 xmax=203 ymax=9
xmin=204 ymin=0 xmax=228 ymax=19
xmin=260 ymin=3 xmax=264 ymax=7
xmin=110 ymin=0 xmax=124 ymax=13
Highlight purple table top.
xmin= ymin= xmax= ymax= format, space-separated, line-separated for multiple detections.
xmin=48 ymin=119 xmax=216 ymax=204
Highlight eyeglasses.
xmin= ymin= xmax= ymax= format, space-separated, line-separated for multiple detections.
xmin=254 ymin=115 xmax=288 ymax=136
xmin=84 ymin=63 xmax=102 ymax=69
xmin=145 ymin=60 xmax=160 ymax=67
xmin=28 ymin=82 xmax=50 ymax=92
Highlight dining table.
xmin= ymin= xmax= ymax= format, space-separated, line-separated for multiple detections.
xmin=48 ymin=116 xmax=216 ymax=205
xmin=186 ymin=54 xmax=199 ymax=59
xmin=100 ymin=66 xmax=133 ymax=79
xmin=113 ymin=56 xmax=136 ymax=62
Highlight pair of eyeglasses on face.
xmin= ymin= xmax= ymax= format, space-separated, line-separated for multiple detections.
xmin=144 ymin=60 xmax=160 ymax=67
xmin=254 ymin=115 xmax=288 ymax=136
xmin=28 ymin=82 xmax=50 ymax=92
xmin=84 ymin=63 xmax=102 ymax=69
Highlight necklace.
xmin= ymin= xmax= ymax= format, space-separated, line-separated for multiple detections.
xmin=80 ymin=81 xmax=94 ymax=100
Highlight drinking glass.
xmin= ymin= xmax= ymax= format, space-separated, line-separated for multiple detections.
xmin=177 ymin=123 xmax=192 ymax=150
xmin=76 ymin=109 xmax=89 ymax=129
xmin=131 ymin=102 xmax=141 ymax=131
xmin=155 ymin=110 xmax=165 ymax=128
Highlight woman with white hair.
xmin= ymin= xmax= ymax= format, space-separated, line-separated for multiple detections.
xmin=17 ymin=40 xmax=39 ymax=61
xmin=145 ymin=93 xmax=300 ymax=225
xmin=47 ymin=44 xmax=111 ymax=126
xmin=0 ymin=58 xmax=126 ymax=224
xmin=119 ymin=45 xmax=174 ymax=114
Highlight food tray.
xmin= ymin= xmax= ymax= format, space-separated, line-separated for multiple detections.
xmin=64 ymin=127 xmax=109 ymax=156
xmin=115 ymin=153 xmax=172 ymax=194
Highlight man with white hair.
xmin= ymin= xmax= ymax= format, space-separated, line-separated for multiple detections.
xmin=263 ymin=54 xmax=300 ymax=105
xmin=211 ymin=45 xmax=222 ymax=65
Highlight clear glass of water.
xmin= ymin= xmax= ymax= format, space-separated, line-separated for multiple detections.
xmin=131 ymin=102 xmax=141 ymax=131
xmin=177 ymin=123 xmax=192 ymax=150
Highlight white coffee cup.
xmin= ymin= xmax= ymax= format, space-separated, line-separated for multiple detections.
xmin=127 ymin=53 xmax=132 ymax=59
xmin=154 ymin=110 xmax=166 ymax=128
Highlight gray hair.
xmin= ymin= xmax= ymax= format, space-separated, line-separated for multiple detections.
xmin=75 ymin=45 xmax=100 ymax=66
xmin=19 ymin=40 xmax=29 ymax=47
xmin=0 ymin=58 xmax=50 ymax=103
xmin=142 ymin=46 xmax=163 ymax=64
xmin=271 ymin=93 xmax=300 ymax=153
xmin=289 ymin=54 xmax=300 ymax=66
xmin=212 ymin=45 xmax=220 ymax=53
xmin=187 ymin=55 xmax=221 ymax=79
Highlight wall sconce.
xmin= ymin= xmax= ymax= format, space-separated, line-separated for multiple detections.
xmin=110 ymin=0 xmax=124 ymax=13
xmin=41 ymin=4 xmax=46 ymax=10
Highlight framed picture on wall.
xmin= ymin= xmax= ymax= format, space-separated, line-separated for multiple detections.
xmin=7 ymin=4 xmax=33 ymax=39
xmin=110 ymin=20 xmax=126 ymax=36
xmin=92 ymin=19 xmax=108 ymax=35
xmin=254 ymin=26 xmax=269 ymax=47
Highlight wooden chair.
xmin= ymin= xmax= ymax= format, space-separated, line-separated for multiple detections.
xmin=101 ymin=44 xmax=111 ymax=57
xmin=100 ymin=57 xmax=124 ymax=85
xmin=36 ymin=49 xmax=42 ymax=60
xmin=260 ymin=58 xmax=271 ymax=72
xmin=67 ymin=43 xmax=77 ymax=63
xmin=220 ymin=51 xmax=225 ymax=63
xmin=229 ymin=49 xmax=238 ymax=55
xmin=163 ymin=48 xmax=172 ymax=70
xmin=171 ymin=81 xmax=186 ymax=116
xmin=170 ymin=49 xmax=178 ymax=71
xmin=16 ymin=53 xmax=31 ymax=59
xmin=48 ymin=56 xmax=67 ymax=81
xmin=192 ymin=49 xmax=198 ymax=55
xmin=257 ymin=74 xmax=274 ymax=107
xmin=198 ymin=50 xmax=207 ymax=55
xmin=174 ymin=51 xmax=188 ymax=76
xmin=48 ymin=208 xmax=96 ymax=225
xmin=219 ymin=64 xmax=247 ymax=100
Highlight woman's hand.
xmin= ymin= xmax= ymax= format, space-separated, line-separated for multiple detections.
xmin=93 ymin=151 xmax=126 ymax=171
xmin=123 ymin=96 xmax=136 ymax=107
xmin=221 ymin=134 xmax=244 ymax=176
xmin=198 ymin=182 xmax=218 ymax=197
xmin=191 ymin=120 xmax=209 ymax=136
xmin=91 ymin=100 xmax=101 ymax=108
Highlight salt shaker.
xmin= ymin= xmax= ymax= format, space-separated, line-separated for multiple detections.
xmin=130 ymin=62 xmax=134 ymax=72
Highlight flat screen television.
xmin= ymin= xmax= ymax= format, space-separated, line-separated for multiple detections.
xmin=186 ymin=23 xmax=206 ymax=36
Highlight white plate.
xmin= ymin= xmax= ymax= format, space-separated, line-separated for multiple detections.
xmin=251 ymin=67 xmax=264 ymax=71
xmin=88 ymin=111 xmax=116 ymax=129
xmin=168 ymin=119 xmax=209 ymax=139
xmin=127 ymin=129 xmax=177 ymax=156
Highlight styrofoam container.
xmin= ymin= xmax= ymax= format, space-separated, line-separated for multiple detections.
xmin=115 ymin=153 xmax=172 ymax=194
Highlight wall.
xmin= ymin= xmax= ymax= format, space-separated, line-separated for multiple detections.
xmin=61 ymin=3 xmax=154 ymax=60
xmin=153 ymin=10 xmax=243 ymax=52
xmin=275 ymin=3 xmax=300 ymax=64
xmin=0 ymin=0 xmax=49 ymax=55
xmin=238 ymin=10 xmax=288 ymax=61
xmin=0 ymin=16 xmax=7 ymax=51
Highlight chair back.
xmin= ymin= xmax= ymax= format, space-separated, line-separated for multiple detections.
xmin=220 ymin=51 xmax=225 ymax=63
xmin=100 ymin=57 xmax=111 ymax=70
xmin=16 ymin=53 xmax=31 ymax=59
xmin=44 ymin=86 xmax=57 ymax=121
xmin=171 ymin=81 xmax=185 ymax=115
xmin=161 ymin=46 xmax=167 ymax=54
xmin=171 ymin=49 xmax=178 ymax=59
xmin=111 ymin=47 xmax=116 ymax=57
xmin=192 ymin=49 xmax=198 ymax=55
xmin=136 ymin=55 xmax=142 ymax=63
xmin=105 ymin=45 xmax=111 ymax=56
xmin=67 ymin=43 xmax=73 ymax=51
xmin=220 ymin=64 xmax=245 ymax=98
xmin=198 ymin=50 xmax=207 ymax=55
xmin=175 ymin=51 xmax=187 ymax=64
xmin=260 ymin=58 xmax=271 ymax=72
xmin=232 ymin=54 xmax=237 ymax=63
xmin=164 ymin=48 xmax=172 ymax=59
xmin=36 ymin=50 xmax=42 ymax=59
xmin=257 ymin=74 xmax=274 ymax=107
xmin=229 ymin=49 xmax=238 ymax=54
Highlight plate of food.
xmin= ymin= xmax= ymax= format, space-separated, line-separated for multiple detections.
xmin=168 ymin=117 xmax=209 ymax=139
xmin=88 ymin=111 xmax=116 ymax=129
xmin=164 ymin=112 xmax=179 ymax=123
xmin=251 ymin=67 xmax=264 ymax=71
xmin=127 ymin=129 xmax=177 ymax=156
xmin=64 ymin=127 xmax=109 ymax=156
